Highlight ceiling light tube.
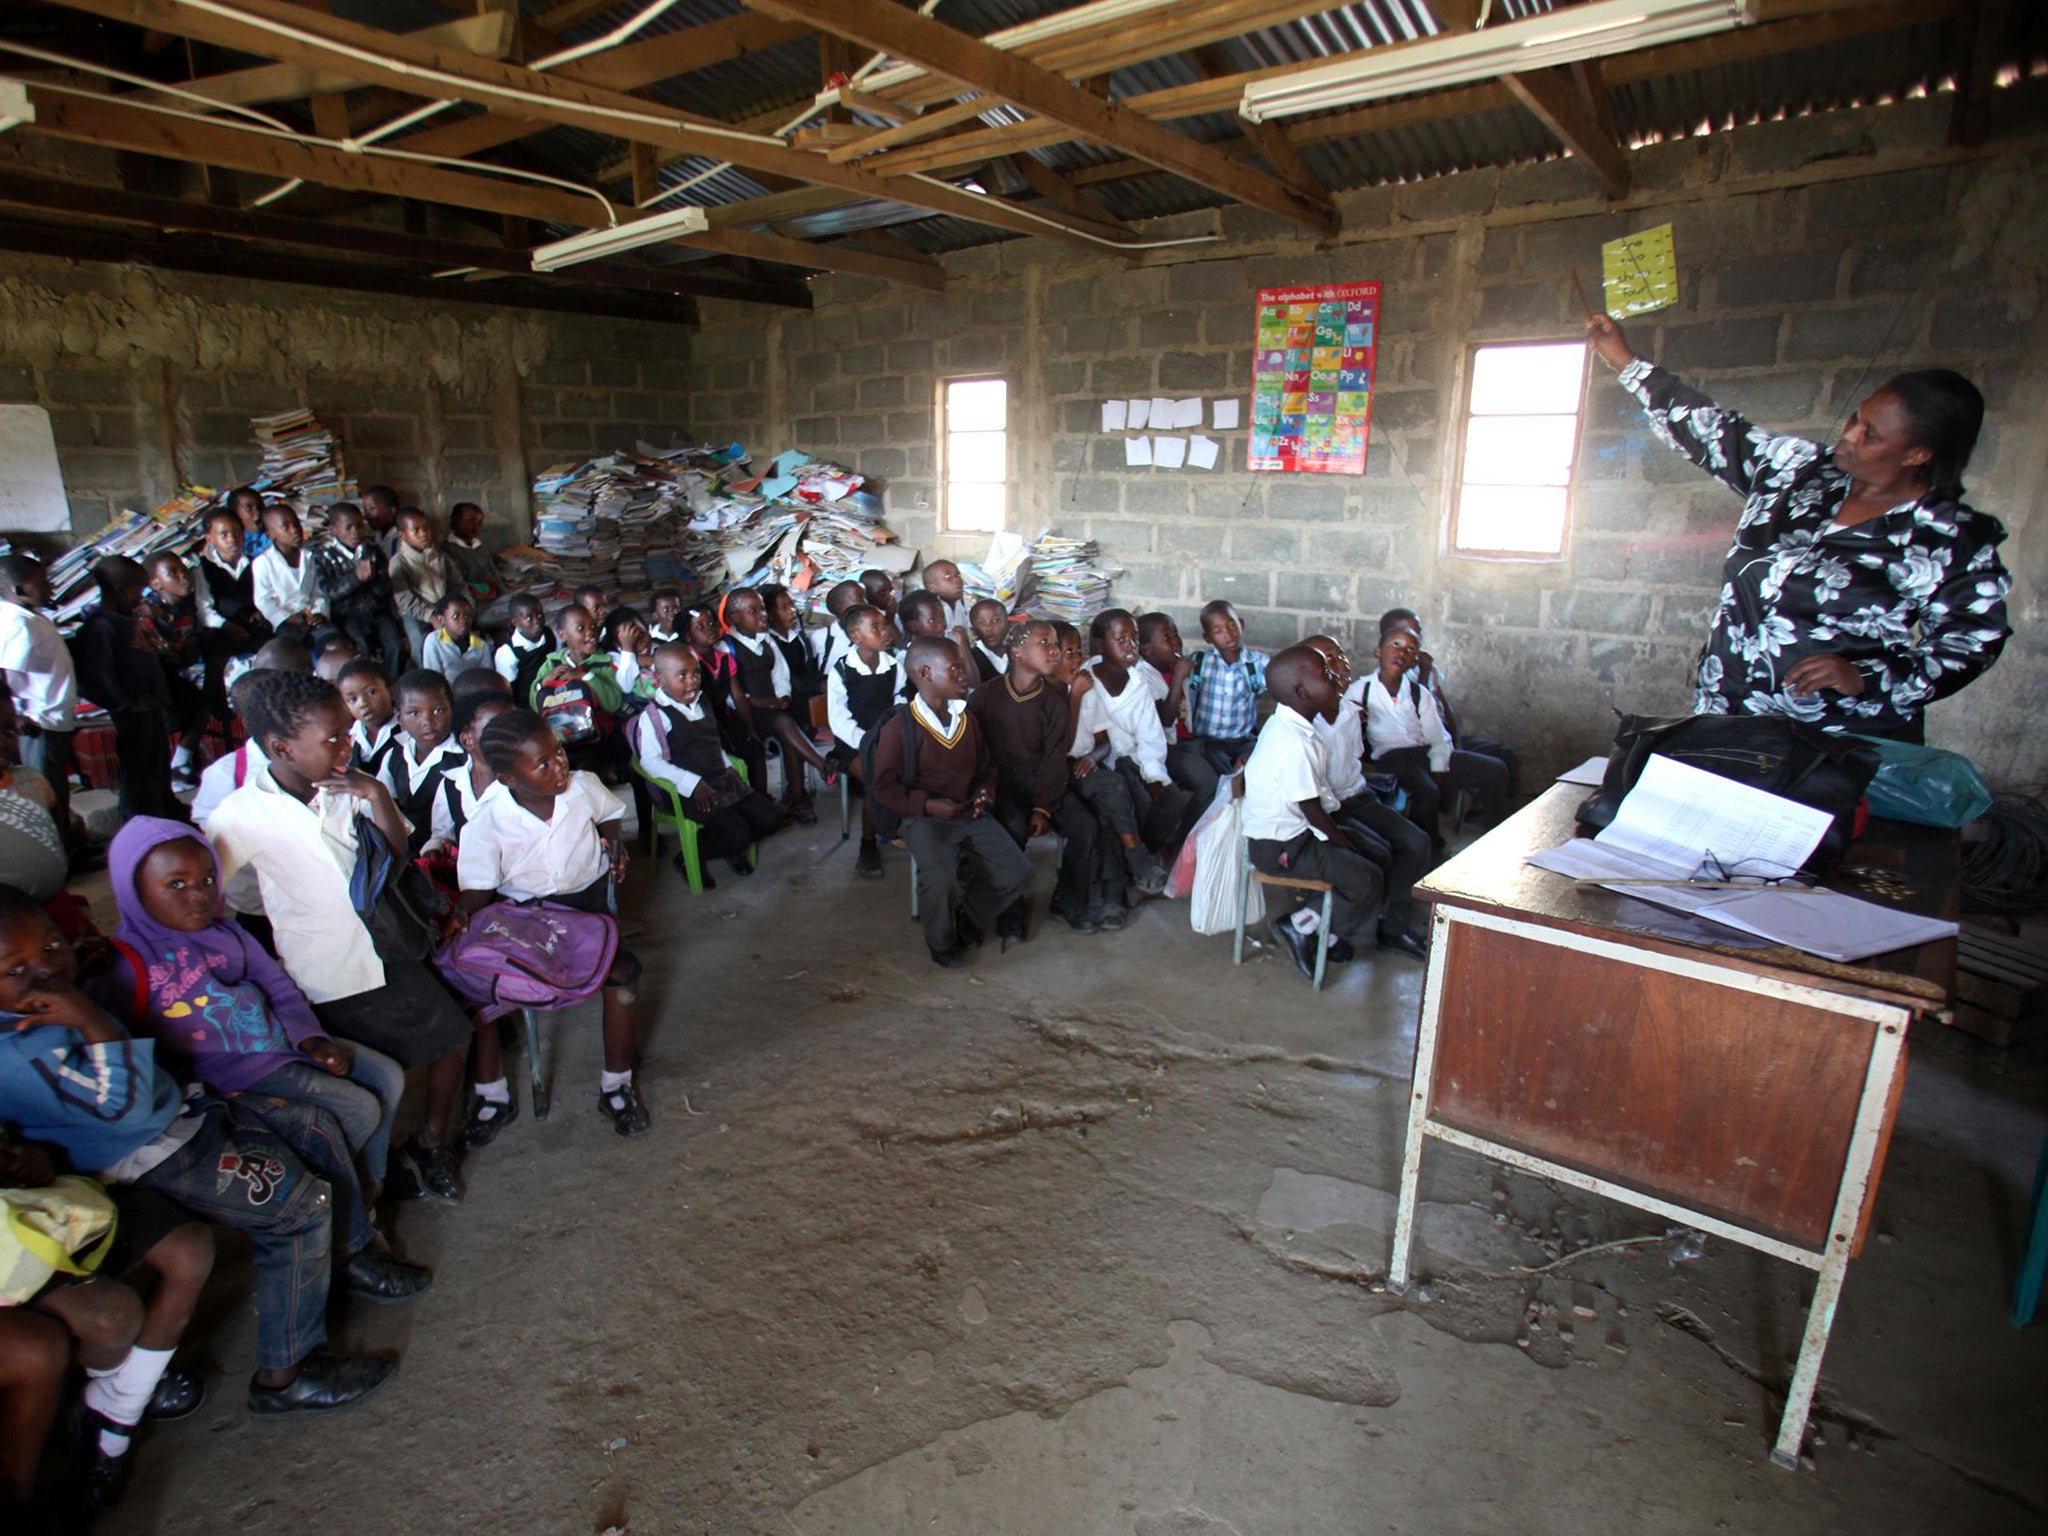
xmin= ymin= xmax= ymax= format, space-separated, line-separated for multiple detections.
xmin=1240 ymin=0 xmax=1757 ymax=123
xmin=530 ymin=206 xmax=709 ymax=272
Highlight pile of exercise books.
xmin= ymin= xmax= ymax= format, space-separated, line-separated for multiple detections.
xmin=955 ymin=530 xmax=1119 ymax=623
xmin=507 ymin=444 xmax=903 ymax=617
xmin=251 ymin=408 xmax=354 ymax=509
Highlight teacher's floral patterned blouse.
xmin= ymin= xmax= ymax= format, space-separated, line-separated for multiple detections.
xmin=1620 ymin=359 xmax=2010 ymax=740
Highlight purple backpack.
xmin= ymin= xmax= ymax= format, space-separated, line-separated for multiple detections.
xmin=435 ymin=903 xmax=617 ymax=1023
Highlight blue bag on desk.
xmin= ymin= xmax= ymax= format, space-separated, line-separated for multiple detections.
xmin=1846 ymin=736 xmax=1993 ymax=829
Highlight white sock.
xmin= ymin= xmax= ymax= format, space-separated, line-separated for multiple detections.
xmin=170 ymin=744 xmax=194 ymax=769
xmin=84 ymin=1346 xmax=174 ymax=1451
xmin=600 ymin=1069 xmax=633 ymax=1094
xmin=1290 ymin=908 xmax=1320 ymax=935
xmin=475 ymin=1077 xmax=510 ymax=1103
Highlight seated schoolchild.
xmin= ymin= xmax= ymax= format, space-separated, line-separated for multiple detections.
xmin=313 ymin=633 xmax=358 ymax=683
xmin=528 ymin=605 xmax=641 ymax=776
xmin=897 ymin=590 xmax=947 ymax=648
xmin=921 ymin=559 xmax=972 ymax=635
xmin=1363 ymin=623 xmax=1508 ymax=850
xmin=208 ymin=671 xmax=482 ymax=1202
xmin=813 ymin=579 xmax=864 ymax=674
xmin=1241 ymin=648 xmax=1386 ymax=983
xmin=2 ymin=1131 xmax=213 ymax=1515
xmin=1303 ymin=635 xmax=1430 ymax=962
xmin=967 ymin=619 xmax=1108 ymax=940
xmin=250 ymin=505 xmax=324 ymax=636
xmin=967 ymin=599 xmax=1011 ymax=685
xmin=573 ymin=585 xmax=611 ymax=646
xmin=228 ymin=485 xmax=270 ymax=560
xmin=336 ymin=657 xmax=399 ymax=778
xmin=1073 ymin=608 xmax=1189 ymax=871
xmin=0 ymin=889 xmax=415 ymax=1417
xmin=421 ymin=593 xmax=492 ymax=681
xmin=74 ymin=557 xmax=181 ymax=823
xmin=388 ymin=509 xmax=452 ymax=665
xmin=1136 ymin=611 xmax=1203 ymax=794
xmin=141 ymin=551 xmax=219 ymax=793
xmin=825 ymin=603 xmax=901 ymax=879
xmin=493 ymin=593 xmax=556 ymax=702
xmin=106 ymin=816 xmax=412 ymax=1232
xmin=682 ymin=602 xmax=746 ymax=752
xmin=647 ymin=587 xmax=685 ymax=647
xmin=721 ymin=589 xmax=833 ymax=827
xmin=442 ymin=502 xmax=497 ymax=602
xmin=309 ymin=503 xmax=407 ymax=675
xmin=427 ymin=687 xmax=515 ymax=866
xmin=1178 ymin=600 xmax=1270 ymax=804
xmin=1047 ymin=619 xmax=1147 ymax=930
xmin=758 ymin=583 xmax=825 ymax=714
xmin=381 ymin=670 xmax=469 ymax=863
xmin=456 ymin=711 xmax=650 ymax=1138
xmin=606 ymin=607 xmax=655 ymax=697
xmin=632 ymin=643 xmax=786 ymax=887
xmin=869 ymin=638 xmax=1034 ymax=968
xmin=1379 ymin=607 xmax=1521 ymax=799
xmin=859 ymin=568 xmax=899 ymax=626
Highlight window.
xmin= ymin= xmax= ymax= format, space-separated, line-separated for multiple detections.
xmin=1449 ymin=341 xmax=1589 ymax=558
xmin=940 ymin=376 xmax=1007 ymax=534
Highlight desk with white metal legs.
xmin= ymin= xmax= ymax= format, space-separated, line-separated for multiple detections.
xmin=1388 ymin=787 xmax=1955 ymax=1469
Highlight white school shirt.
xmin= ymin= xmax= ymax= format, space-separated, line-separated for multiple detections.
xmin=380 ymin=737 xmax=469 ymax=852
xmin=1072 ymin=658 xmax=1171 ymax=785
xmin=429 ymin=758 xmax=491 ymax=853
xmin=194 ymin=739 xmax=269 ymax=915
xmin=632 ymin=696 xmax=712 ymax=797
xmin=937 ymin=595 xmax=971 ymax=632
xmin=192 ymin=551 xmax=252 ymax=630
xmin=0 ymin=600 xmax=77 ymax=730
xmin=972 ymin=639 xmax=1009 ymax=678
xmin=351 ymin=717 xmax=398 ymax=768
xmin=494 ymin=629 xmax=552 ymax=686
xmin=826 ymin=648 xmax=899 ymax=750
xmin=1315 ymin=693 xmax=1368 ymax=802
xmin=1362 ymin=674 xmax=1453 ymax=773
xmin=1241 ymin=707 xmax=1337 ymax=844
xmin=209 ymin=762 xmax=395 ymax=1003
xmin=251 ymin=546 xmax=323 ymax=629
xmin=457 ymin=771 xmax=625 ymax=901
xmin=726 ymin=630 xmax=791 ymax=699
xmin=814 ymin=623 xmax=849 ymax=675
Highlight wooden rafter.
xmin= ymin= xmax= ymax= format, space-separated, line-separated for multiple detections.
xmin=1950 ymin=0 xmax=2009 ymax=148
xmin=39 ymin=0 xmax=1144 ymax=253
xmin=1005 ymin=153 xmax=1131 ymax=233
xmin=740 ymin=0 xmax=1339 ymax=235
xmin=1190 ymin=44 xmax=1325 ymax=204
xmin=1502 ymin=67 xmax=1631 ymax=199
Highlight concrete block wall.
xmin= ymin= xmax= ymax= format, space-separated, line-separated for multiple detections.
xmin=0 ymin=253 xmax=694 ymax=546
xmin=687 ymin=98 xmax=2048 ymax=786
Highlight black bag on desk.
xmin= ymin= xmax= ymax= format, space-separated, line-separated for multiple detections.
xmin=1574 ymin=714 xmax=1881 ymax=872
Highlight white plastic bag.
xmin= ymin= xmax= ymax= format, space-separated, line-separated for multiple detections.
xmin=1188 ymin=782 xmax=1260 ymax=936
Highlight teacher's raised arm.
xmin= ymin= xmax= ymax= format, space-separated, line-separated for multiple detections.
xmin=1589 ymin=314 xmax=2011 ymax=745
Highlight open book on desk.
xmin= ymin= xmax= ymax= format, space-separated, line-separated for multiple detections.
xmin=1526 ymin=754 xmax=1957 ymax=963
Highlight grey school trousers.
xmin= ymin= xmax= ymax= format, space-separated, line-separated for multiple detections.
xmin=902 ymin=813 xmax=1035 ymax=954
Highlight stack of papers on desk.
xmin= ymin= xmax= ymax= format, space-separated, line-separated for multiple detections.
xmin=1527 ymin=755 xmax=1956 ymax=962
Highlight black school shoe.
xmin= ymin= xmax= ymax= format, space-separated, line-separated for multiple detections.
xmin=855 ymin=840 xmax=884 ymax=879
xmin=339 ymin=1245 xmax=433 ymax=1303
xmin=391 ymin=1137 xmax=461 ymax=1203
xmin=247 ymin=1347 xmax=397 ymax=1417
xmin=1270 ymin=916 xmax=1317 ymax=981
xmin=1377 ymin=925 xmax=1429 ymax=962
xmin=457 ymin=1091 xmax=519 ymax=1149
xmin=1324 ymin=937 xmax=1355 ymax=965
xmin=77 ymin=1405 xmax=134 ymax=1509
xmin=928 ymin=944 xmax=966 ymax=968
xmin=600 ymin=1081 xmax=652 ymax=1138
xmin=144 ymin=1365 xmax=205 ymax=1421
xmin=1049 ymin=902 xmax=1099 ymax=934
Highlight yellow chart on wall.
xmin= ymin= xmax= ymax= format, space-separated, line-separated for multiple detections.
xmin=1601 ymin=224 xmax=1678 ymax=317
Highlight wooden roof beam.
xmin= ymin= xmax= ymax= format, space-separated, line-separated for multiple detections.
xmin=1502 ymin=66 xmax=1631 ymax=199
xmin=1005 ymin=152 xmax=1131 ymax=233
xmin=1190 ymin=44 xmax=1325 ymax=205
xmin=741 ymin=0 xmax=1339 ymax=235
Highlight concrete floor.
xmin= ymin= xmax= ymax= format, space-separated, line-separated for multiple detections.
xmin=86 ymin=820 xmax=2048 ymax=1536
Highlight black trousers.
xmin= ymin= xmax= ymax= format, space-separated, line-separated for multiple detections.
xmin=993 ymin=788 xmax=1099 ymax=924
xmin=112 ymin=707 xmax=183 ymax=821
xmin=684 ymin=788 xmax=787 ymax=862
xmin=1333 ymin=791 xmax=1430 ymax=933
xmin=901 ymin=813 xmax=1035 ymax=954
xmin=1375 ymin=744 xmax=1509 ymax=845
xmin=1459 ymin=733 xmax=1521 ymax=796
xmin=1245 ymin=832 xmax=1383 ymax=943
xmin=1108 ymin=756 xmax=1191 ymax=852
xmin=335 ymin=609 xmax=411 ymax=678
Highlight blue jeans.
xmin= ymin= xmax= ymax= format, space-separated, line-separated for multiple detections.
xmin=245 ymin=1043 xmax=405 ymax=1188
xmin=135 ymin=1095 xmax=372 ymax=1371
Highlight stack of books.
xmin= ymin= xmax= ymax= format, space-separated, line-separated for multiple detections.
xmin=251 ymin=408 xmax=354 ymax=511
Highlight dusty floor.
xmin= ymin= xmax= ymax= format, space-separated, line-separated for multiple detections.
xmin=83 ymin=820 xmax=2048 ymax=1536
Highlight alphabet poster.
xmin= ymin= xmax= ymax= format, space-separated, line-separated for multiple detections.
xmin=1249 ymin=282 xmax=1378 ymax=475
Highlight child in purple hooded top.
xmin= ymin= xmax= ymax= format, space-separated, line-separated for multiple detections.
xmin=103 ymin=816 xmax=408 ymax=1208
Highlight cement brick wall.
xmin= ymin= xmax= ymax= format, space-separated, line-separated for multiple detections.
xmin=687 ymin=99 xmax=2048 ymax=786
xmin=0 ymin=255 xmax=694 ymax=548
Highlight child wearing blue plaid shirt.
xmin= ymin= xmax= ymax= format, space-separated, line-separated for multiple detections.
xmin=1177 ymin=600 xmax=1269 ymax=804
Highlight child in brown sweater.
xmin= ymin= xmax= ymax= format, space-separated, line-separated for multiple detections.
xmin=870 ymin=637 xmax=1034 ymax=967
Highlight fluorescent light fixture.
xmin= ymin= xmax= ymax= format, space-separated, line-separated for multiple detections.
xmin=1240 ymin=0 xmax=1758 ymax=123
xmin=0 ymin=78 xmax=35 ymax=134
xmin=530 ymin=205 xmax=708 ymax=272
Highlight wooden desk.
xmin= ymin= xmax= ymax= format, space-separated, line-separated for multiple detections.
xmin=1389 ymin=785 xmax=1957 ymax=1468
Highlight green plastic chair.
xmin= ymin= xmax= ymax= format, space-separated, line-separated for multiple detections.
xmin=634 ymin=756 xmax=756 ymax=894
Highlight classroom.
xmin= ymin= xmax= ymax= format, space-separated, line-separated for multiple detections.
xmin=0 ymin=1 xmax=2044 ymax=1531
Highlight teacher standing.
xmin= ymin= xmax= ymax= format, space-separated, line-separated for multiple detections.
xmin=1588 ymin=315 xmax=2011 ymax=744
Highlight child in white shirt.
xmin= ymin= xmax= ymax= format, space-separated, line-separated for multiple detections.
xmin=632 ymin=643 xmax=786 ymax=888
xmin=1070 ymin=609 xmax=1188 ymax=879
xmin=1364 ymin=625 xmax=1508 ymax=849
xmin=457 ymin=710 xmax=650 ymax=1138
